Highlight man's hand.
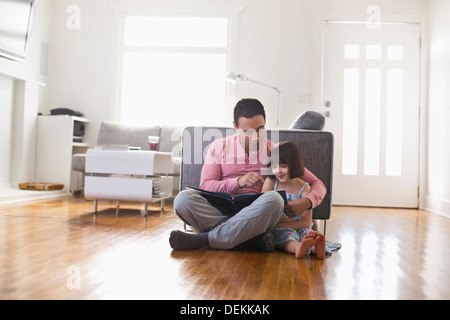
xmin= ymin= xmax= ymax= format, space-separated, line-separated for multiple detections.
xmin=284 ymin=198 xmax=312 ymax=218
xmin=237 ymin=172 xmax=265 ymax=188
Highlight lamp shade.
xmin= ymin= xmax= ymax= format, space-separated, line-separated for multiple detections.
xmin=225 ymin=71 xmax=248 ymax=83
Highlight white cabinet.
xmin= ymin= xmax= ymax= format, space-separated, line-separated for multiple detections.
xmin=36 ymin=115 xmax=89 ymax=192
xmin=84 ymin=149 xmax=174 ymax=215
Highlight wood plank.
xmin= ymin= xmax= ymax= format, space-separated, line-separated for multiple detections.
xmin=0 ymin=196 xmax=449 ymax=299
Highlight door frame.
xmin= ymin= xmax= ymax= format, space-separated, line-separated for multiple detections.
xmin=311 ymin=12 xmax=428 ymax=209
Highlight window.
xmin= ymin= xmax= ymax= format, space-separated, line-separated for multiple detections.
xmin=342 ymin=68 xmax=359 ymax=175
xmin=364 ymin=68 xmax=381 ymax=175
xmin=341 ymin=42 xmax=405 ymax=177
xmin=344 ymin=44 xmax=359 ymax=60
xmin=119 ymin=16 xmax=230 ymax=126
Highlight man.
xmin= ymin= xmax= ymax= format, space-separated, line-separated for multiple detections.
xmin=169 ymin=98 xmax=326 ymax=251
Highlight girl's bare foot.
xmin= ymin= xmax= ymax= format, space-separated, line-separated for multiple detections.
xmin=313 ymin=233 xmax=326 ymax=259
xmin=305 ymin=231 xmax=317 ymax=239
xmin=295 ymin=237 xmax=316 ymax=258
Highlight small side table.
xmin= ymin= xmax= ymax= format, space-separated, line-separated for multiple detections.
xmin=84 ymin=149 xmax=174 ymax=217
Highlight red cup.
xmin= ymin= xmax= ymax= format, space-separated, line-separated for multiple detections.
xmin=148 ymin=136 xmax=159 ymax=151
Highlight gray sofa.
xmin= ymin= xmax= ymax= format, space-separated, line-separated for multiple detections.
xmin=72 ymin=121 xmax=183 ymax=194
xmin=179 ymin=126 xmax=333 ymax=231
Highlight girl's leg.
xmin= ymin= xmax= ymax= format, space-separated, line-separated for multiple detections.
xmin=283 ymin=240 xmax=298 ymax=255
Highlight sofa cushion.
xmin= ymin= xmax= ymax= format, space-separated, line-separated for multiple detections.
xmin=289 ymin=111 xmax=325 ymax=130
xmin=97 ymin=121 xmax=161 ymax=150
xmin=71 ymin=121 xmax=183 ymax=190
xmin=160 ymin=125 xmax=183 ymax=157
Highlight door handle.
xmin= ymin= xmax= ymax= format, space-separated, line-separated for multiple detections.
xmin=324 ymin=101 xmax=331 ymax=117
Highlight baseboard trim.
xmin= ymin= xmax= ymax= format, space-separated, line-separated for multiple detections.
xmin=0 ymin=188 xmax=69 ymax=205
xmin=423 ymin=195 xmax=450 ymax=219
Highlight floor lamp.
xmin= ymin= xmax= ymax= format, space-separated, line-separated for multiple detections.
xmin=225 ymin=71 xmax=281 ymax=128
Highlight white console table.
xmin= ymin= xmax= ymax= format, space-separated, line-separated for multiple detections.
xmin=84 ymin=149 xmax=174 ymax=217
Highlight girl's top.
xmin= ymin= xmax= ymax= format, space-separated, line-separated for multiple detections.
xmin=274 ymin=179 xmax=309 ymax=201
xmin=274 ymin=179 xmax=309 ymax=221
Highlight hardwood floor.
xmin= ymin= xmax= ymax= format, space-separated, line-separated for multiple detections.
xmin=0 ymin=195 xmax=449 ymax=300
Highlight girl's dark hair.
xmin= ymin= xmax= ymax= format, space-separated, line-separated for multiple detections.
xmin=233 ymin=98 xmax=266 ymax=126
xmin=268 ymin=141 xmax=305 ymax=179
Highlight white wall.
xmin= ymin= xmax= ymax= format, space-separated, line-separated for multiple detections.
xmin=47 ymin=0 xmax=117 ymax=145
xmin=0 ymin=0 xmax=53 ymax=188
xmin=46 ymin=0 xmax=428 ymax=143
xmin=0 ymin=0 xmax=53 ymax=86
xmin=425 ymin=0 xmax=450 ymax=218
xmin=237 ymin=0 xmax=428 ymax=128
xmin=0 ymin=76 xmax=14 ymax=188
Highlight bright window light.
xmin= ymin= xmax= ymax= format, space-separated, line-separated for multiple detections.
xmin=124 ymin=16 xmax=228 ymax=48
xmin=121 ymin=52 xmax=226 ymax=126
xmin=387 ymin=45 xmax=403 ymax=61
xmin=342 ymin=68 xmax=360 ymax=175
xmin=364 ymin=68 xmax=381 ymax=176
xmin=120 ymin=16 xmax=229 ymax=126
xmin=386 ymin=69 xmax=403 ymax=176
xmin=366 ymin=45 xmax=381 ymax=60
xmin=344 ymin=44 xmax=360 ymax=60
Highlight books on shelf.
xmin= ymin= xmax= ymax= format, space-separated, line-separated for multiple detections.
xmin=152 ymin=178 xmax=166 ymax=197
xmin=185 ymin=186 xmax=287 ymax=217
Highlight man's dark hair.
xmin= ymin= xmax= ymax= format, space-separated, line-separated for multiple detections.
xmin=233 ymin=98 xmax=266 ymax=127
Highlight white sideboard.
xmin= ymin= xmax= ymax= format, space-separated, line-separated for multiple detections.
xmin=84 ymin=149 xmax=174 ymax=216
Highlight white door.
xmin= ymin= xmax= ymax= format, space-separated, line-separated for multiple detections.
xmin=322 ymin=22 xmax=420 ymax=207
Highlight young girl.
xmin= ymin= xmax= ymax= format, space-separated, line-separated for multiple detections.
xmin=262 ymin=141 xmax=326 ymax=259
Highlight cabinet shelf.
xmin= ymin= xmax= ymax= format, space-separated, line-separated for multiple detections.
xmin=73 ymin=142 xmax=89 ymax=148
